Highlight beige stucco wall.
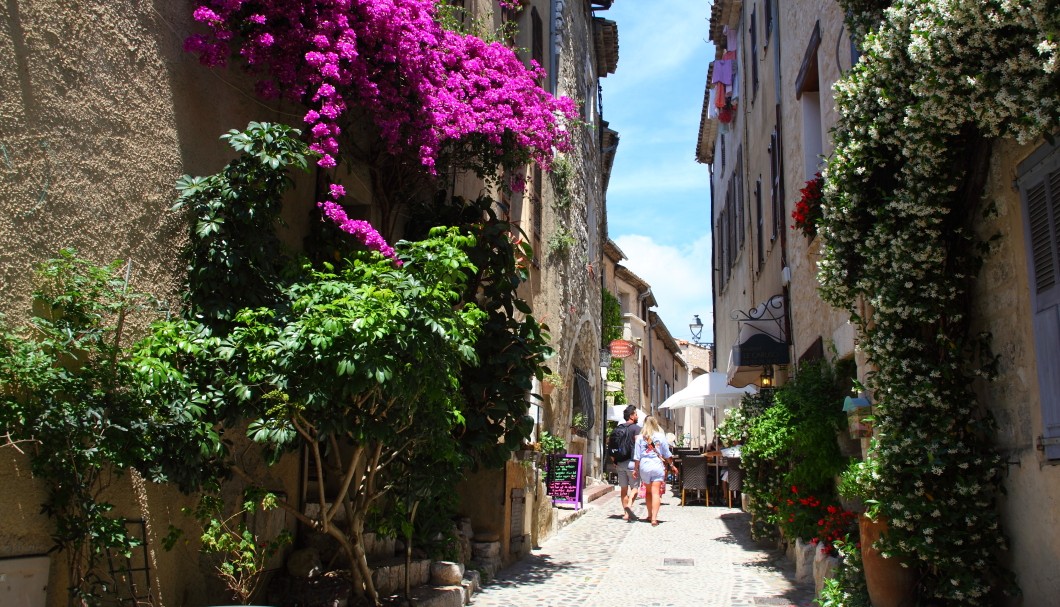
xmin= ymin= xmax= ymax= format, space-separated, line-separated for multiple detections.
xmin=0 ymin=2 xmax=310 ymax=604
xmin=970 ymin=137 xmax=1060 ymax=606
xmin=779 ymin=1 xmax=854 ymax=367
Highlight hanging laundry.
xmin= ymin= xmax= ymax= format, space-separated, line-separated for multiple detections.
xmin=714 ymin=82 xmax=727 ymax=109
xmin=712 ymin=59 xmax=734 ymax=86
xmin=722 ymin=50 xmax=737 ymax=61
xmin=707 ymin=85 xmax=719 ymax=119
xmin=723 ymin=25 xmax=740 ymax=52
xmin=718 ymin=105 xmax=735 ymax=124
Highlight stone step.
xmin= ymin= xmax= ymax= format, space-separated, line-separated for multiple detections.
xmin=583 ymin=483 xmax=613 ymax=503
xmin=368 ymin=556 xmax=430 ymax=597
xmin=376 ymin=569 xmax=480 ymax=607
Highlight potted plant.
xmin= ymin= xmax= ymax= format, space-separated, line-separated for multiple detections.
xmin=541 ymin=371 xmax=565 ymax=396
xmin=539 ymin=430 xmax=566 ymax=455
xmin=791 ymin=172 xmax=823 ymax=239
xmin=838 ymin=456 xmax=915 ymax=607
xmin=570 ymin=412 xmax=589 ymax=437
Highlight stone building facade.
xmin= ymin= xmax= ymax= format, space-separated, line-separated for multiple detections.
xmin=697 ymin=0 xmax=1060 ymax=603
xmin=0 ymin=0 xmax=617 ymax=603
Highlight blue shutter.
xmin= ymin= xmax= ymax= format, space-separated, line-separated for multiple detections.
xmin=1019 ymin=144 xmax=1060 ymax=460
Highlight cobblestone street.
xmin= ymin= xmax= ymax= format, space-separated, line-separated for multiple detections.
xmin=470 ymin=490 xmax=815 ymax=607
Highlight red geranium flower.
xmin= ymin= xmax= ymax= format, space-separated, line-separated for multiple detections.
xmin=791 ymin=173 xmax=823 ymax=239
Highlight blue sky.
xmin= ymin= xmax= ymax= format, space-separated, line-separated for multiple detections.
xmin=602 ymin=0 xmax=717 ymax=343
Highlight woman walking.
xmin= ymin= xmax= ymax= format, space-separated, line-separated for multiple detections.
xmin=632 ymin=416 xmax=678 ymax=526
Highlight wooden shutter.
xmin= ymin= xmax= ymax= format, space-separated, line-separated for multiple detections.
xmin=1019 ymin=144 xmax=1060 ymax=460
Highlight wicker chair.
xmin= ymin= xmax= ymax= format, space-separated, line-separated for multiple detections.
xmin=680 ymin=456 xmax=709 ymax=506
xmin=724 ymin=457 xmax=744 ymax=508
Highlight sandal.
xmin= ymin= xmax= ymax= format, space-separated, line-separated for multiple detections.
xmin=651 ymin=520 xmax=659 ymax=527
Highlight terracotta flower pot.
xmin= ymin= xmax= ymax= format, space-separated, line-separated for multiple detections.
xmin=859 ymin=515 xmax=916 ymax=607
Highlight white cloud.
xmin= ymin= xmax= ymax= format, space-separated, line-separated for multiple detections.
xmin=613 ymin=233 xmax=714 ymax=342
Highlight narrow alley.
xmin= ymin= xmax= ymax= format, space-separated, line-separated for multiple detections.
xmin=470 ymin=491 xmax=815 ymax=607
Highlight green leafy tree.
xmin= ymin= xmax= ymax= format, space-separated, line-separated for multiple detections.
xmin=0 ymin=251 xmax=159 ymax=605
xmin=405 ymin=195 xmax=552 ymax=469
xmin=173 ymin=122 xmax=307 ymax=330
xmin=138 ymin=124 xmax=548 ymax=605
xmin=214 ymin=232 xmax=484 ymax=602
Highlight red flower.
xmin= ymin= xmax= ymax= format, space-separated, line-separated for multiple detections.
xmin=791 ymin=173 xmax=823 ymax=239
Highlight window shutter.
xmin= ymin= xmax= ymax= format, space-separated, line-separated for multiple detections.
xmin=1019 ymin=144 xmax=1060 ymax=460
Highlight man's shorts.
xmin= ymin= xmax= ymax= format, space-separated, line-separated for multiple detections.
xmin=615 ymin=461 xmax=640 ymax=489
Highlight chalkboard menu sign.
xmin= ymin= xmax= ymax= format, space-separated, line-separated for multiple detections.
xmin=545 ymin=454 xmax=583 ymax=509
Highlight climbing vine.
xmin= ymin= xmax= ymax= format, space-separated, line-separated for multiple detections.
xmin=820 ymin=1 xmax=1059 ymax=602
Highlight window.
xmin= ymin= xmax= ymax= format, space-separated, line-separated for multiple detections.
xmin=769 ymin=124 xmax=782 ymax=241
xmin=720 ymin=132 xmax=727 ymax=171
xmin=716 ymin=149 xmax=745 ymax=291
xmin=750 ymin=5 xmax=759 ymax=100
xmin=572 ymin=370 xmax=595 ymax=432
xmin=797 ymin=23 xmax=823 ymax=180
xmin=531 ymin=8 xmax=544 ymax=82
xmin=764 ymin=0 xmax=773 ymax=42
xmin=1018 ymin=143 xmax=1060 ymax=460
xmin=756 ymin=178 xmax=765 ymax=270
xmin=734 ymin=149 xmax=745 ymax=253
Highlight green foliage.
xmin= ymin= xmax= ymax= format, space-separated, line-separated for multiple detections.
xmin=143 ymin=123 xmax=551 ymax=603
xmin=546 ymin=228 xmax=577 ymax=258
xmin=601 ymin=290 xmax=622 ymax=345
xmin=739 ymin=361 xmax=848 ymax=542
xmin=539 ymin=430 xmax=565 ymax=454
xmin=837 ymin=456 xmax=879 ymax=511
xmin=549 ymin=155 xmax=575 ymax=210
xmin=405 ymin=194 xmax=552 ymax=469
xmin=606 ymin=359 xmax=626 ymax=406
xmin=572 ymin=412 xmax=588 ymax=432
xmin=0 ymin=250 xmax=158 ymax=604
xmin=172 ymin=122 xmax=308 ymax=331
xmin=815 ymin=534 xmax=871 ymax=607
xmin=170 ymin=490 xmax=292 ymax=605
xmin=716 ymin=406 xmax=750 ymax=447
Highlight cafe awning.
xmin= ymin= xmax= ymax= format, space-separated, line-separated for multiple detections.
xmin=726 ymin=294 xmax=790 ymax=388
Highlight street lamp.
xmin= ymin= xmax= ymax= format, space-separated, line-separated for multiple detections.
xmin=760 ymin=365 xmax=775 ymax=388
xmin=689 ymin=314 xmax=704 ymax=344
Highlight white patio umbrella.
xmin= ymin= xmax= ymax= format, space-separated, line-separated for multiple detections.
xmin=659 ymin=372 xmax=756 ymax=451
xmin=658 ymin=372 xmax=757 ymax=411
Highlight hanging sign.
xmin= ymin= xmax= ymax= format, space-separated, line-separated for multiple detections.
xmin=609 ymin=339 xmax=634 ymax=359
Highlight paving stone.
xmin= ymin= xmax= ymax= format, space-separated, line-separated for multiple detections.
xmin=469 ymin=491 xmax=816 ymax=607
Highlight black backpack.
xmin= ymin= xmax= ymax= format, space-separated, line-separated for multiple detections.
xmin=607 ymin=423 xmax=634 ymax=463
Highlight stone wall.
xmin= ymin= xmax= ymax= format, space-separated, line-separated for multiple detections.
xmin=970 ymin=137 xmax=1060 ymax=606
xmin=778 ymin=1 xmax=855 ymax=367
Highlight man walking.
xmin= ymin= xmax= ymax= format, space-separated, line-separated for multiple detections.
xmin=608 ymin=405 xmax=641 ymax=521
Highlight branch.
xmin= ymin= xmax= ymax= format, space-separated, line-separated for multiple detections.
xmin=291 ymin=414 xmax=328 ymax=532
